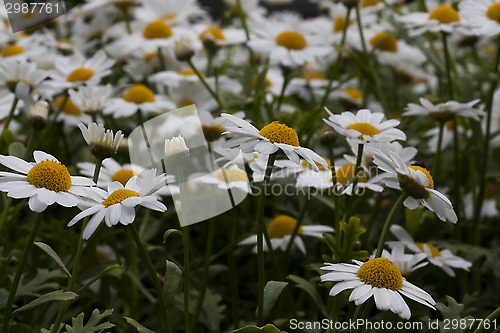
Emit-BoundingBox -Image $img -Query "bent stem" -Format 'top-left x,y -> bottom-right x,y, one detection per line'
256,154 -> 276,326
3,212 -> 44,333
375,192 -> 408,258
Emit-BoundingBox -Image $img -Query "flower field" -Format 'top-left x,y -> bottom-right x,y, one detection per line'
0,0 -> 499,332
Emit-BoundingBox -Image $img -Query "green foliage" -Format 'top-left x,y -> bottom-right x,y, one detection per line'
63,309 -> 114,333
436,296 -> 473,333
288,275 -> 327,317
321,216 -> 369,263
262,281 -> 288,320
233,324 -> 287,333
163,260 -> 182,308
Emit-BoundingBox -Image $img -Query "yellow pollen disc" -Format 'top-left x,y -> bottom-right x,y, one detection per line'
343,88 -> 363,100
199,26 -> 226,41
259,121 -> 300,146
304,72 -> 326,80
487,3 -> 500,23
267,215 -> 302,239
111,169 -> 135,186
336,164 -> 367,184
143,20 -> 173,39
67,67 -> 94,82
369,32 -> 398,52
58,39 -> 72,45
1,44 -> 25,57
416,242 -> 441,257
123,84 -> 155,104
428,5 -> 460,24
216,169 -> 248,182
27,160 -> 72,192
275,31 -> 307,50
357,258 -> 403,290
301,158 -> 331,172
102,189 -> 140,207
252,75 -> 273,89
54,96 -> 81,116
361,0 -> 380,8
143,52 -> 157,63
347,122 -> 380,138
180,69 -> 196,76
178,99 -> 194,107
333,17 -> 347,33
409,165 -> 434,189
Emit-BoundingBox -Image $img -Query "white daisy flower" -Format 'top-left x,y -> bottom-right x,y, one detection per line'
239,214 -> 333,254
221,113 -> 327,172
330,87 -> 364,109
193,23 -> 247,47
67,169 -> 168,240
68,84 -> 113,115
135,0 -> 206,26
404,98 -> 484,121
390,225 -> 472,277
196,165 -> 250,193
371,149 -> 458,223
78,158 -> 144,188
296,159 -> 333,191
0,151 -> 94,212
54,95 -> 93,127
424,121 -> 468,153
378,244 -> 428,276
78,122 -> 124,159
334,162 -> 385,195
0,58 -> 48,95
324,108 -> 406,144
459,0 -> 500,37
398,4 -> 464,36
320,257 -> 436,319
0,91 -> 23,120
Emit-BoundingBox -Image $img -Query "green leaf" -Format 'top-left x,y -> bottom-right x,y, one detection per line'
35,242 -> 71,278
436,296 -> 473,333
262,281 -> 288,320
233,324 -> 287,333
65,308 -> 114,333
288,275 -> 327,317
404,207 -> 424,237
8,142 -> 26,158
124,317 -> 155,333
163,229 -> 182,244
77,264 -> 122,295
163,260 -> 182,308
322,216 -> 368,263
2,129 -> 14,146
12,290 -> 78,315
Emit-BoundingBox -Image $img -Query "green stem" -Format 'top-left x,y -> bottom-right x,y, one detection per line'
375,193 -> 408,258
187,59 -> 228,112
328,148 -> 340,231
473,306 -> 500,333
276,67 -> 291,113
2,212 -> 44,333
0,196 -> 13,232
344,144 -> 364,221
256,154 -> 276,326
452,120 -> 461,218
182,225 -> 191,333
432,122 -> 445,178
284,194 -> 310,269
228,207 -> 240,328
235,0 -> 256,62
441,32 -> 454,100
158,47 -> 165,71
3,97 -> 19,133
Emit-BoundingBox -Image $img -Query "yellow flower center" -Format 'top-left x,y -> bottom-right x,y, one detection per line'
123,84 -> 155,104
336,164 -> 367,184
1,44 -> 25,57
275,31 -> 307,50
199,26 -> 226,41
27,160 -> 72,192
357,258 -> 403,290
487,2 -> 500,23
369,32 -> 398,52
361,0 -> 380,8
252,75 -> 273,90
304,72 -> 327,80
178,99 -> 194,107
301,158 -> 331,172
180,69 -> 196,76
333,17 -> 347,33
67,67 -> 94,82
143,52 -> 157,63
416,242 -> 441,257
343,88 -> 363,100
409,165 -> 434,189
259,121 -> 300,146
111,169 -> 135,186
216,169 -> 248,182
428,5 -> 460,24
54,96 -> 81,116
143,20 -> 173,39
267,215 -> 303,239
347,123 -> 380,138
102,189 -> 140,207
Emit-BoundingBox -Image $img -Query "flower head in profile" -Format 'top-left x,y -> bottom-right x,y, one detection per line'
0,151 -> 94,212
68,169 -> 167,239
371,149 -> 458,223
321,258 -> 436,319
239,214 -> 333,254
459,0 -> 500,37
377,244 -> 428,276
221,113 -> 327,172
398,4 -> 463,36
78,122 -> 124,159
324,108 -> 406,144
404,98 -> 483,122
165,135 -> 189,159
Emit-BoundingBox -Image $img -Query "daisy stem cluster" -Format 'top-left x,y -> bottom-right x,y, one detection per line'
375,192 -> 408,258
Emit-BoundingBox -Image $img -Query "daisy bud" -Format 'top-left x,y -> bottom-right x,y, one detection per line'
319,130 -> 338,147
201,35 -> 219,54
78,122 -> 124,160
174,37 -> 195,62
28,100 -> 49,129
165,135 -> 189,161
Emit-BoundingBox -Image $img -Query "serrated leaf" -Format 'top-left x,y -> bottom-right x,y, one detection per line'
12,290 -> 78,315
124,317 -> 155,333
322,216 -> 368,263
436,296 -> 473,333
233,324 -> 287,333
288,275 -> 327,317
35,242 -> 71,278
65,309 -> 114,333
163,260 -> 182,308
262,281 -> 288,320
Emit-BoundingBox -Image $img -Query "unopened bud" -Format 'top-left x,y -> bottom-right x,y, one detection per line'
174,36 -> 195,62
319,130 -> 338,147
165,135 -> 189,161
28,100 -> 49,129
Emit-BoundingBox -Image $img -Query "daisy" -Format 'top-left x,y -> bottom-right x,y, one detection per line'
378,244 -> 428,276
424,121 -> 468,153
54,95 -> 93,127
0,91 -> 23,120
398,4 -> 464,36
463,187 -> 498,220
193,23 -> 247,47
295,159 -> 333,191
103,84 -> 175,118
320,257 -> 436,319
196,165 -> 250,193
334,162 -> 385,195
390,225 -> 472,277
221,113 -> 327,172
0,58 -> 48,95
67,169 -> 168,240
324,108 -> 406,144
330,87 -> 364,109
404,98 -> 484,122
239,214 -> 333,254
135,0 -> 205,26
0,151 -> 94,212
459,0 -> 500,37
371,149 -> 458,223
78,158 -> 144,188
78,122 -> 124,159
68,84 -> 113,115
